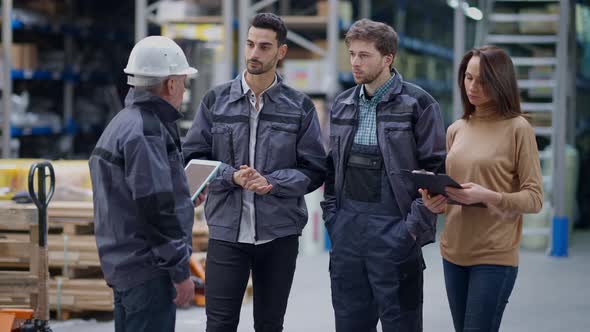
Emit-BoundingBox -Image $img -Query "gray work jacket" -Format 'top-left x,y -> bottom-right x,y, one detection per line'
321,70 -> 446,246
183,75 -> 327,243
89,88 -> 194,289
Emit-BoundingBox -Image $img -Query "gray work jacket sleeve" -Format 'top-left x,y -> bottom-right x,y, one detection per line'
264,104 -> 327,198
124,135 -> 191,284
183,101 -> 239,192
404,102 -> 446,246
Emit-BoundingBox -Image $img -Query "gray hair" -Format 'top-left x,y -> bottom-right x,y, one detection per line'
132,81 -> 165,98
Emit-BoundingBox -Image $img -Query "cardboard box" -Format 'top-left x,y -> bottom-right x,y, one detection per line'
285,47 -> 315,60
527,66 -> 554,98
156,0 -> 201,23
491,8 -> 519,35
317,0 -> 352,27
527,48 -> 555,98
0,44 -> 38,70
312,39 -> 350,73
26,0 -> 62,17
317,1 -> 328,16
0,159 -> 42,200
21,44 -> 38,70
283,60 -> 327,93
0,44 -> 21,70
519,5 -> 559,34
0,159 -> 92,202
286,39 -> 350,73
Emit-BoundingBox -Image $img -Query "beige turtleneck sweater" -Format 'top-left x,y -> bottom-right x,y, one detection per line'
440,106 -> 543,267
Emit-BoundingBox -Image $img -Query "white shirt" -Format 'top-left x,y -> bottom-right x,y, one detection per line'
237,71 -> 277,245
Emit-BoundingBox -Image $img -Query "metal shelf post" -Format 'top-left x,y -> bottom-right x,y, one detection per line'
453,0 -> 466,121
2,0 -> 13,158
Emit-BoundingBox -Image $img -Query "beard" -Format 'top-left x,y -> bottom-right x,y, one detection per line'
246,57 -> 277,75
353,68 -> 382,85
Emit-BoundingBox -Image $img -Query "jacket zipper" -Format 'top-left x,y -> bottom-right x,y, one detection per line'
233,126 -> 243,243
377,103 -> 396,188
253,98 -> 263,242
340,99 -> 360,206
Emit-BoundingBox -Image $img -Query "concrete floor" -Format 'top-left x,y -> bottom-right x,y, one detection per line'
51,229 -> 590,332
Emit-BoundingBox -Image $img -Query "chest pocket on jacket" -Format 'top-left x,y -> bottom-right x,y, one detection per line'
211,126 -> 235,167
384,122 -> 417,171
264,124 -> 298,172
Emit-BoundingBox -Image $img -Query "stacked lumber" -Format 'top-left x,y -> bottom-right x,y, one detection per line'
0,201 -> 108,319
192,220 -> 209,251
1,199 -> 252,318
0,234 -> 99,269
0,278 -> 113,316
0,203 -> 45,316
49,278 -> 114,315
43,202 -> 109,319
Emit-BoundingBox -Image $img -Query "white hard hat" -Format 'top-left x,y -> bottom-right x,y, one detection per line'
124,35 -> 198,86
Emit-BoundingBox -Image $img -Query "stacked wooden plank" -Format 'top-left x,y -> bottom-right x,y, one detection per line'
44,202 -> 111,318
1,234 -> 99,270
0,203 -> 45,316
48,278 -> 113,319
1,199 -> 253,318
0,201 -> 110,319
192,221 -> 209,252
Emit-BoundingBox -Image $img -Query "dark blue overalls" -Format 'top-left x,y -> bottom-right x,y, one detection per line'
327,143 -> 425,332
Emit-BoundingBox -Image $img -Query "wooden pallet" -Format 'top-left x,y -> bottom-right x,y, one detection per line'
49,278 -> 113,317
1,234 -> 100,270
2,277 -> 113,320
0,201 -> 107,320
0,202 -> 49,321
1,201 -> 218,320
192,220 -> 209,252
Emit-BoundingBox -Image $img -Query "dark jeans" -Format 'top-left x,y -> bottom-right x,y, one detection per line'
113,275 -> 176,332
205,235 -> 299,332
443,259 -> 518,332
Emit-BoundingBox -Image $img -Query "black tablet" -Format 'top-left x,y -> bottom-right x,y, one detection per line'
401,169 -> 462,196
401,169 -> 486,208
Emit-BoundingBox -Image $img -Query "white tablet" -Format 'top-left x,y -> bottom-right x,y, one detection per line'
184,159 -> 221,201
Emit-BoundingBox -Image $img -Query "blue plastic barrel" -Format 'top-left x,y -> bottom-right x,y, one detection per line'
550,216 -> 569,257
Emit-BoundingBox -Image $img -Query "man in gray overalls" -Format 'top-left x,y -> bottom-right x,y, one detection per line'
321,19 -> 446,332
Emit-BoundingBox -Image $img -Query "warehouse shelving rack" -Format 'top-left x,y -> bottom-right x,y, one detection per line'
134,0 -> 458,98
1,0 -> 128,158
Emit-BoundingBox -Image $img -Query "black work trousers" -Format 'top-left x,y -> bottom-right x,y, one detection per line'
205,235 -> 299,332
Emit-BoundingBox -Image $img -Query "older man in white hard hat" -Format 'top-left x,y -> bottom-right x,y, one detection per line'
89,36 -> 202,332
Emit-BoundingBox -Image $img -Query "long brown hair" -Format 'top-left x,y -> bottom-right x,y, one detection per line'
458,46 -> 522,120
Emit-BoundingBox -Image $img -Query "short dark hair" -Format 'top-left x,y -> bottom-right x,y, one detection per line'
458,45 -> 522,120
345,19 -> 398,58
251,13 -> 287,45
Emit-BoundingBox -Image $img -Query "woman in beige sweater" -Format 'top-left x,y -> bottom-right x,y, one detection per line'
421,46 -> 543,332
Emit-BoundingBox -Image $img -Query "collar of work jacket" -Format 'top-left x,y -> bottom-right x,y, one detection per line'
339,68 -> 404,106
124,87 -> 184,123
228,72 -> 285,104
